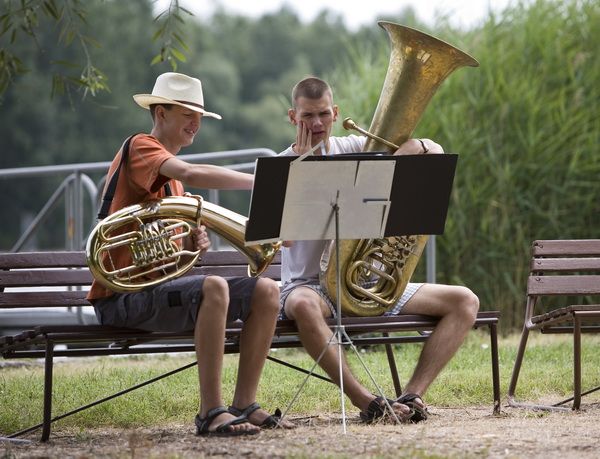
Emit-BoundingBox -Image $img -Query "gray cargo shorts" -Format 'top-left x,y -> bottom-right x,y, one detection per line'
92,275 -> 257,332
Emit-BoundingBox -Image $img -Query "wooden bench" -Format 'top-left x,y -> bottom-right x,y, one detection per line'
0,250 -> 501,441
508,239 -> 600,411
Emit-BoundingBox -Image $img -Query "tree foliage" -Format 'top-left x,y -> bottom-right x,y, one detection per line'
0,0 -> 192,97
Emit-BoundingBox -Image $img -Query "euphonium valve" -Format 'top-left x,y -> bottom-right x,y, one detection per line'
319,22 -> 478,316
86,195 -> 281,292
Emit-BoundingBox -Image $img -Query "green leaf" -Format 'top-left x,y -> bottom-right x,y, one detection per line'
150,54 -> 163,66
171,47 -> 186,62
43,1 -> 60,19
179,6 -> 194,16
172,32 -> 189,50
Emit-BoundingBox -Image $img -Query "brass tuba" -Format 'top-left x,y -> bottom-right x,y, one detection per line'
319,22 -> 478,316
86,195 -> 280,292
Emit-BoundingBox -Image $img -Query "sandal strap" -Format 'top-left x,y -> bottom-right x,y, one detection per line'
228,401 -> 261,418
397,393 -> 422,404
360,396 -> 389,422
229,402 -> 282,428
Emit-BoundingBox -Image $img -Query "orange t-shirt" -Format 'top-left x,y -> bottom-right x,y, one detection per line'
87,134 -> 185,301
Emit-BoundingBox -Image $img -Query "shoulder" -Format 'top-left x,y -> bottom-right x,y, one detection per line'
129,134 -> 172,160
279,145 -> 297,156
130,133 -> 162,150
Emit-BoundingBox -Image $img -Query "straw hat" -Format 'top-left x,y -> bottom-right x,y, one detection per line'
133,72 -> 221,119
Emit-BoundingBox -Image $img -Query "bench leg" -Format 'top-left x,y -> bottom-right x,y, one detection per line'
507,325 -> 530,406
383,333 -> 402,397
573,314 -> 582,410
41,341 -> 54,442
489,323 -> 501,414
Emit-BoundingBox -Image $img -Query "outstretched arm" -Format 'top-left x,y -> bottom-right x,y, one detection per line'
160,156 -> 254,190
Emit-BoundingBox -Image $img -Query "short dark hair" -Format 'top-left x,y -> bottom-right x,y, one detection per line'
291,77 -> 333,108
149,103 -> 173,121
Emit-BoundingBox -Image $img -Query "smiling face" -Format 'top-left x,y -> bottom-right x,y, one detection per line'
152,104 -> 202,153
289,93 -> 338,150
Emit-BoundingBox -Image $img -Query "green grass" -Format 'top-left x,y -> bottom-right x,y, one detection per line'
2,331 -> 600,435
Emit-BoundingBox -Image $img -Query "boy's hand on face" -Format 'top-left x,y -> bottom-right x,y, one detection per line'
293,121 -> 313,154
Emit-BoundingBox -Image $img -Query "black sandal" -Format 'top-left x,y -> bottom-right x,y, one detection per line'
228,402 -> 283,429
396,393 -> 429,423
359,396 -> 412,424
195,406 -> 259,437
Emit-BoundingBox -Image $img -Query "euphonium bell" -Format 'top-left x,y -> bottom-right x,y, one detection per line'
86,195 -> 281,292
319,22 -> 478,316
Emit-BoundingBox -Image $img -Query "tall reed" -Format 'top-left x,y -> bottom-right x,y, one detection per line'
332,0 -> 600,329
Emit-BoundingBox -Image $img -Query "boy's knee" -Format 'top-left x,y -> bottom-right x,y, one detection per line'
202,276 -> 229,304
286,292 -> 324,322
458,287 -> 479,322
251,278 -> 280,314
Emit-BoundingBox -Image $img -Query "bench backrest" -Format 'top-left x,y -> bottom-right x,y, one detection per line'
0,250 -> 282,310
527,239 -> 600,297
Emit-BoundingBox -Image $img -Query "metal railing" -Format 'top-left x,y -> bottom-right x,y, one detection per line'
0,148 -> 277,252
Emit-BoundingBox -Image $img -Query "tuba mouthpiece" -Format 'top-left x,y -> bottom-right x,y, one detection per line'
343,117 -> 358,131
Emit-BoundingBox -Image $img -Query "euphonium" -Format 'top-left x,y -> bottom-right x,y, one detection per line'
319,22 -> 478,316
86,195 -> 280,292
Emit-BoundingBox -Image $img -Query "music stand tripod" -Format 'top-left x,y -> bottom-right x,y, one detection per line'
280,192 -> 403,433
245,153 -> 457,433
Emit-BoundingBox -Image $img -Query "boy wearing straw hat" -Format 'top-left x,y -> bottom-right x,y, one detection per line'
87,72 -> 293,436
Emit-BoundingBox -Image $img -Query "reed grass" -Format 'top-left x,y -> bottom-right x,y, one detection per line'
1,332 -> 600,435
331,0 -> 600,329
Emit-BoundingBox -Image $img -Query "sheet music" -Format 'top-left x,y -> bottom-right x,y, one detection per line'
280,159 -> 396,240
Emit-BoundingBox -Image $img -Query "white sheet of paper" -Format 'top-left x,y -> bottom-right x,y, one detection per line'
280,159 -> 396,240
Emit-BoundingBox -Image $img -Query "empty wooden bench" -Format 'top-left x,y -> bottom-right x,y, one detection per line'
0,250 -> 501,441
508,239 -> 600,411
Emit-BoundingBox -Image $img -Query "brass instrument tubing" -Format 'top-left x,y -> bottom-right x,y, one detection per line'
342,117 -> 400,150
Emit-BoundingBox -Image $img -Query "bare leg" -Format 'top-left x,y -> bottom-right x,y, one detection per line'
195,276 -> 258,434
285,287 -> 410,418
400,284 -> 479,400
231,278 -> 295,427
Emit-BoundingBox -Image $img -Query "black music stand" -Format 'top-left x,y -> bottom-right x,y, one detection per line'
246,153 -> 457,432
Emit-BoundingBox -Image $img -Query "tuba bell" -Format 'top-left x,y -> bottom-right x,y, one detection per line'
319,22 -> 478,316
86,195 -> 280,292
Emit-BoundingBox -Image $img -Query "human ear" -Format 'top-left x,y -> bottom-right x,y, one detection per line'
288,108 -> 298,125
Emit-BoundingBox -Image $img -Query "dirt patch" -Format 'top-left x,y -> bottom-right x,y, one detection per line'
2,404 -> 600,458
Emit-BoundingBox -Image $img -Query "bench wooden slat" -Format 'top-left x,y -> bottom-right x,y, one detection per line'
530,257 -> 600,272
0,269 -> 93,288
0,250 -> 280,269
527,275 -> 600,296
531,305 -> 600,324
0,251 -> 87,269
532,239 -> 600,257
0,291 -> 89,308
